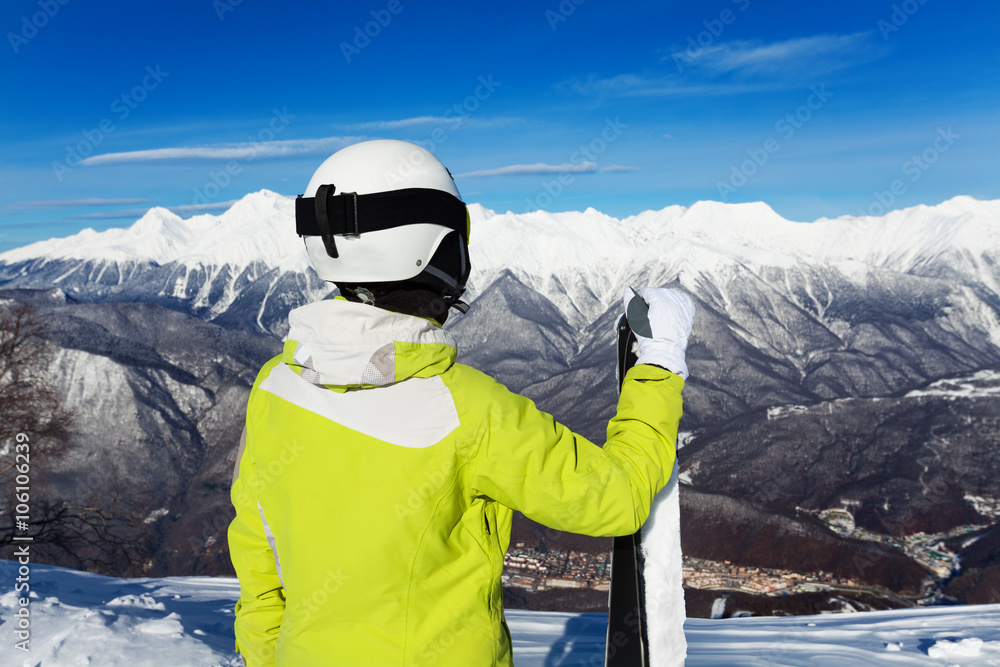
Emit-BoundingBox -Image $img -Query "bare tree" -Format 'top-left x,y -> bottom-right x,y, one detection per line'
1,299 -> 154,575
0,300 -> 73,472
1,478 -> 157,576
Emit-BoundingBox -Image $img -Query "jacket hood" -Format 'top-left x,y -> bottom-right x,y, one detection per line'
282,299 -> 457,388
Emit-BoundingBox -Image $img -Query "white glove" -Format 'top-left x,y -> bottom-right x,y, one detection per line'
622,286 -> 696,379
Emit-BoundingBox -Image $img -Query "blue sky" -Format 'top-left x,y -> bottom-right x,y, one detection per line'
1,0 -> 998,251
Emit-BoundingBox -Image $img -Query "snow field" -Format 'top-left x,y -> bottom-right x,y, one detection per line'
3,562 -> 1000,666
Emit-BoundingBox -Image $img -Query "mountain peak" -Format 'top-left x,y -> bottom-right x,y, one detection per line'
685,199 -> 790,223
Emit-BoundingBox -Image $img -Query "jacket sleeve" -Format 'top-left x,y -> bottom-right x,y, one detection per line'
468,364 -> 683,537
228,425 -> 285,666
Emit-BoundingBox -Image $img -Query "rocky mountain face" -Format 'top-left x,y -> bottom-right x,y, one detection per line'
2,192 -> 998,607
0,287 -> 279,576
682,372 -> 1000,537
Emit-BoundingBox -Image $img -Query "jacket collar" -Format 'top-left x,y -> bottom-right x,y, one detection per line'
282,299 -> 456,387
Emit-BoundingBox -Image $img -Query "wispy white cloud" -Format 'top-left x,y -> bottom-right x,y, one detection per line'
9,198 -> 158,209
169,200 -> 244,214
567,32 -> 884,98
68,209 -> 159,220
599,165 -> 641,173
455,161 -> 599,178
686,32 -> 883,77
81,136 -> 364,166
561,73 -> 650,96
346,116 -> 524,131
562,74 -> 783,97
351,116 -> 446,130
0,219 -> 79,228
69,199 -> 241,220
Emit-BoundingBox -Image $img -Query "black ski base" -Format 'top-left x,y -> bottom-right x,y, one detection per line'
605,315 -> 650,666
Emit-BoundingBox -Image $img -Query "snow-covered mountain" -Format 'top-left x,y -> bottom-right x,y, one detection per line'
0,190 -> 1000,330
3,192 -> 999,608
0,192 -> 328,333
3,190 -> 999,335
3,190 -> 1000,433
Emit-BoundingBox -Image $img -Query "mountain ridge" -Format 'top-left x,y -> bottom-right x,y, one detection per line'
3,190 -> 998,270
3,193 -> 999,608
2,191 -> 998,343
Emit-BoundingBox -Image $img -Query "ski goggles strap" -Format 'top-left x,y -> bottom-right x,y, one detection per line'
295,187 -> 468,240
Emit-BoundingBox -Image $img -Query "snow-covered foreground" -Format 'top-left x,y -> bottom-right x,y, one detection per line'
2,562 -> 1000,666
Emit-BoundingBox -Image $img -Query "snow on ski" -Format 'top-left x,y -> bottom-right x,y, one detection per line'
641,459 -> 686,665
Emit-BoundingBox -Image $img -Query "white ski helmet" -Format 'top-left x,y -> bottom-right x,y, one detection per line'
296,139 -> 470,305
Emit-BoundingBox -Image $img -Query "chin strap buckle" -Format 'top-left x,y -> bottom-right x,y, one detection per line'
342,192 -> 360,239
443,294 -> 469,314
354,286 -> 376,306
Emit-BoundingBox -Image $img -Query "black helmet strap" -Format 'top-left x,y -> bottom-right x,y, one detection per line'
312,183 -> 342,258
296,187 -> 468,258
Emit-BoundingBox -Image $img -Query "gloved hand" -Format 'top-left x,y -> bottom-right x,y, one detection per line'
622,286 -> 696,379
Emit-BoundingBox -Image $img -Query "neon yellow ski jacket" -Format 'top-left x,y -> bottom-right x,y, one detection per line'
228,298 -> 684,666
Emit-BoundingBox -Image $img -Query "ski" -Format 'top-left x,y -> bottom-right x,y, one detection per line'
605,311 -> 650,666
